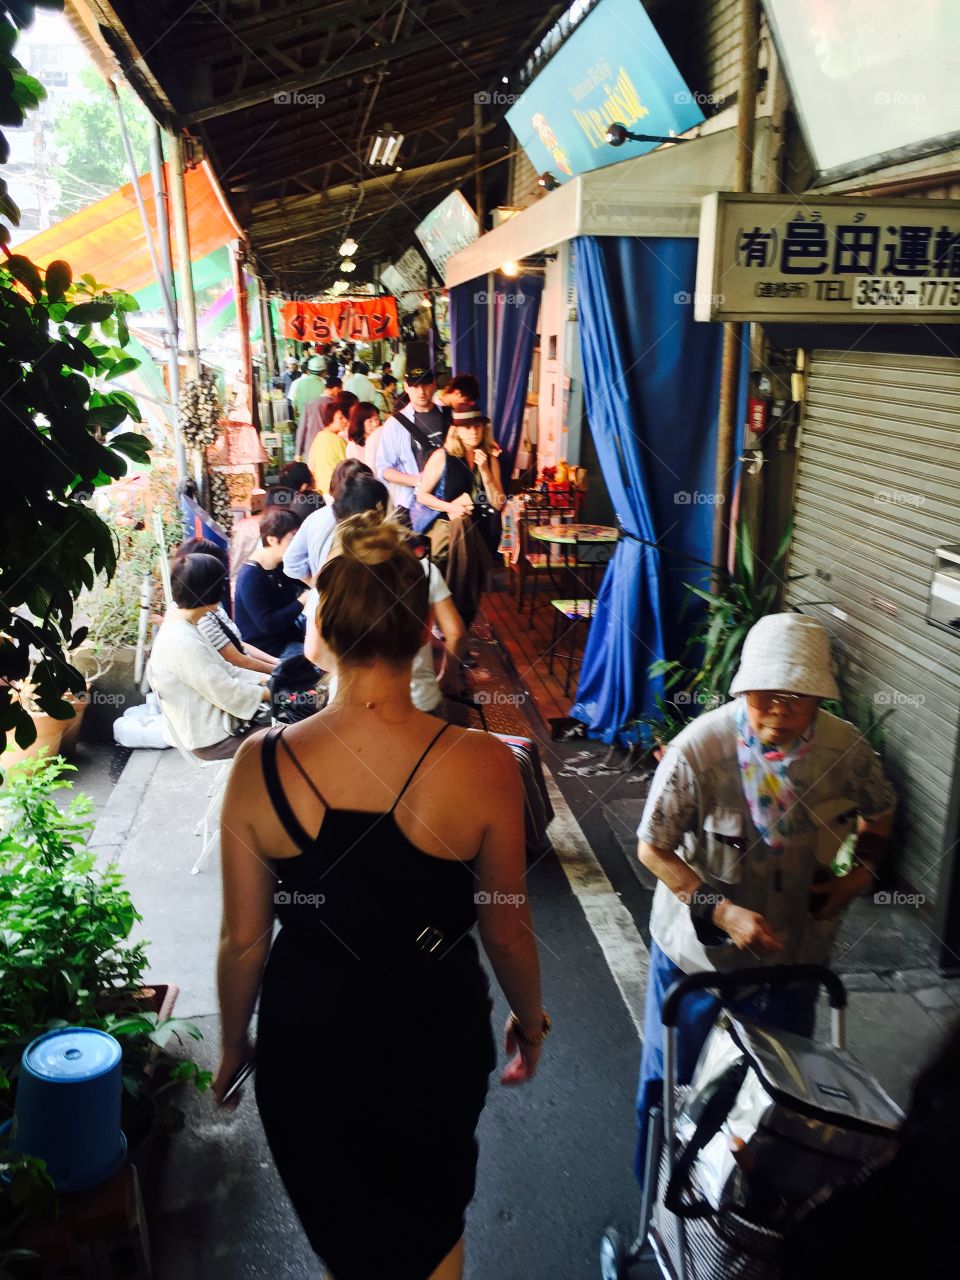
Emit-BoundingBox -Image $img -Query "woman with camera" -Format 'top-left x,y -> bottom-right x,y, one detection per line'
413,407 -> 505,632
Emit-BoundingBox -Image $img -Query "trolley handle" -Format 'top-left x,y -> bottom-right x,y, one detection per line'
661,963 -> 846,1028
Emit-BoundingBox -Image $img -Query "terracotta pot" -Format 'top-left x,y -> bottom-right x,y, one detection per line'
4,711 -> 68,768
59,691 -> 90,757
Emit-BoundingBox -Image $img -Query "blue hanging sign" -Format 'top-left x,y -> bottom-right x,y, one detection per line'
505,0 -> 704,183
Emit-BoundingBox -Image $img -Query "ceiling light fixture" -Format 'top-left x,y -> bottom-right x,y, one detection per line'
367,130 -> 404,167
339,237 -> 358,256
341,258 -> 357,273
501,260 -> 519,277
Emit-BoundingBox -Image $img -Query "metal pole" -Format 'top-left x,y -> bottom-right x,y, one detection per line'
485,270 -> 495,418
231,241 -> 257,428
260,287 -> 278,381
113,86 -> 186,481
169,128 -> 200,383
148,124 -> 187,482
474,100 -> 485,232
711,0 -> 760,579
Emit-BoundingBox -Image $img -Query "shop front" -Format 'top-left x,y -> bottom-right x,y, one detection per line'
696,191 -> 960,968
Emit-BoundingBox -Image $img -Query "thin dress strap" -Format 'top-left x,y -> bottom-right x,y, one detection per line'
261,726 -> 315,853
390,723 -> 452,814
278,731 -> 331,809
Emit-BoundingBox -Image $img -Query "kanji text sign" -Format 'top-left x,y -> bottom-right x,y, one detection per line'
695,193 -> 960,323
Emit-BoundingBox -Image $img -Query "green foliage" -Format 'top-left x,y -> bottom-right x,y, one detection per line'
0,755 -> 147,1071
51,69 -> 150,219
0,755 -> 209,1134
0,10 -> 152,768
632,523 -> 797,747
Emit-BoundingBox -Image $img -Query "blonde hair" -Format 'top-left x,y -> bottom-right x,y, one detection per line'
315,512 -> 428,665
445,417 -> 496,459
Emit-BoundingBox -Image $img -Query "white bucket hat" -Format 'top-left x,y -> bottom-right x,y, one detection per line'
729,613 -> 840,700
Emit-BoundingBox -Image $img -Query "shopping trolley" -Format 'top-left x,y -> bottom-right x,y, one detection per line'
600,964 -> 902,1280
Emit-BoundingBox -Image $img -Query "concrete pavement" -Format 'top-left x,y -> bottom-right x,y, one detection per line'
82,736 -> 960,1278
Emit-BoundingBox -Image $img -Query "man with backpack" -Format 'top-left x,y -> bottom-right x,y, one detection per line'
374,362 -> 450,527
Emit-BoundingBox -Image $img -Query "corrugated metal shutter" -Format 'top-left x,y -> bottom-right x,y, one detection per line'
784,350 -> 960,903
655,0 -> 741,109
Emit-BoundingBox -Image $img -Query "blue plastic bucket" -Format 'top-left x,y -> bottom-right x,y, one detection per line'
8,1027 -> 126,1193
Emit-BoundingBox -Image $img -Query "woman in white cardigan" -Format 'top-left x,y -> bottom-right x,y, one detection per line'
149,554 -> 271,760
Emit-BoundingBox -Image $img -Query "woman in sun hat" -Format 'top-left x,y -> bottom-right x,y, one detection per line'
631,611 -> 896,1185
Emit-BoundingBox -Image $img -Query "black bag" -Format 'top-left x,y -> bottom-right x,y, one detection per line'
268,654 -> 325,724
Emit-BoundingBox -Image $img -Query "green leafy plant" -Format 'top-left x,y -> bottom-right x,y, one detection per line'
0,755 -> 209,1137
627,523 -> 801,749
0,2 -> 152,769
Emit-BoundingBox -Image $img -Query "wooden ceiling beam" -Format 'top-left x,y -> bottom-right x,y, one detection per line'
180,4 -> 546,123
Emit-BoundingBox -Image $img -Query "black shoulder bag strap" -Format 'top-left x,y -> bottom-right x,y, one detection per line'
663,1057 -> 749,1218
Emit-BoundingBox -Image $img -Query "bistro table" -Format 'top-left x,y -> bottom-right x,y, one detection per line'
528,522 -> 619,546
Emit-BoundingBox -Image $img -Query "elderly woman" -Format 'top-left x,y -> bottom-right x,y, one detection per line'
633,612 -> 896,1184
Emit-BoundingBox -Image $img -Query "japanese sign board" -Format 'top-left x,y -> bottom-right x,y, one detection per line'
280,296 -> 400,342
504,0 -> 703,185
695,193 -> 960,324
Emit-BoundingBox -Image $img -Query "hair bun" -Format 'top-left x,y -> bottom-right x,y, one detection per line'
337,511 -> 406,566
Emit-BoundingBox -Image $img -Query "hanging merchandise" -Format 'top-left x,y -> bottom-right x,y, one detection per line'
208,470 -> 233,531
178,371 -> 221,448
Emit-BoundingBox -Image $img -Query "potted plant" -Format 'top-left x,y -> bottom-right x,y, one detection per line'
0,4 -> 152,775
69,468 -> 181,744
625,523 -> 804,756
0,754 -> 210,1242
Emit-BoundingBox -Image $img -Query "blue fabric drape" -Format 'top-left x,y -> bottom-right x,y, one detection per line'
570,236 -> 726,743
492,275 -> 543,479
448,280 -> 490,413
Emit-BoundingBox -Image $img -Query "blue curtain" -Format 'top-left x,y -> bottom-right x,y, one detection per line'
492,274 -> 543,478
570,236 -> 726,743
448,280 -> 490,413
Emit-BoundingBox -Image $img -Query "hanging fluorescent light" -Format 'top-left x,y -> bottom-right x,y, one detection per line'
367,131 -> 404,167
339,237 -> 358,256
340,258 -> 357,273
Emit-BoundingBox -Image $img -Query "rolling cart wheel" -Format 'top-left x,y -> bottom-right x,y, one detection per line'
599,1227 -> 630,1280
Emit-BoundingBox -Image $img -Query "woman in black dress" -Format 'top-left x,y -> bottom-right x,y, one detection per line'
214,514 -> 547,1280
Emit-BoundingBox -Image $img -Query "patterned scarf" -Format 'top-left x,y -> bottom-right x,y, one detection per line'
735,696 -> 816,850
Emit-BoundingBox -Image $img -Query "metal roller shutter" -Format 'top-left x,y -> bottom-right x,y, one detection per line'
784,349 -> 960,905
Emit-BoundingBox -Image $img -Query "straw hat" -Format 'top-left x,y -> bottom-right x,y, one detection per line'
729,613 -> 840,700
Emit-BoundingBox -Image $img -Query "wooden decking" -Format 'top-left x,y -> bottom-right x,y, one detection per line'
479,575 -> 582,729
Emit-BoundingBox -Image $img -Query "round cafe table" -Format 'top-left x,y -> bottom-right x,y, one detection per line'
528,522 -> 619,545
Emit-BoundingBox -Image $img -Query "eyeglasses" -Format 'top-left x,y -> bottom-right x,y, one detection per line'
747,691 -> 814,710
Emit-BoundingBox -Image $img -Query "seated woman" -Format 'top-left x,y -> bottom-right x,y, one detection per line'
149,553 -> 270,760
234,508 -> 308,660
305,482 -> 467,714
174,538 -> 277,676
269,461 -> 325,521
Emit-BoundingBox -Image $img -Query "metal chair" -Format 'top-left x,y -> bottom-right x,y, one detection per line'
514,503 -> 576,623
547,533 -> 618,695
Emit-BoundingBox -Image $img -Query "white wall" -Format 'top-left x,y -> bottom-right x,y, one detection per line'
536,243 -> 584,471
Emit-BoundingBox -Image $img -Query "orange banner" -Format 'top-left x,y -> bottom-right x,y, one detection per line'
280,297 -> 400,342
